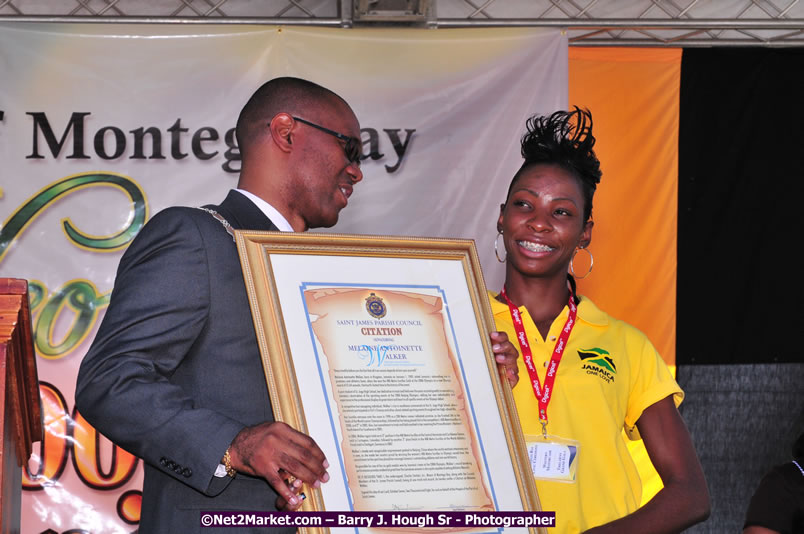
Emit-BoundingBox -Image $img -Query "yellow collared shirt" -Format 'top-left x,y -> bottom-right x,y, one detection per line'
490,291 -> 682,534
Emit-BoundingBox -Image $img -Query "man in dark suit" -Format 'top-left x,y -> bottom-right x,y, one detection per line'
76,77 -> 519,533
76,77 -> 363,532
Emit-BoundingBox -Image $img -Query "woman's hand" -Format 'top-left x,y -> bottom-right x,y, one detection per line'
490,331 -> 520,387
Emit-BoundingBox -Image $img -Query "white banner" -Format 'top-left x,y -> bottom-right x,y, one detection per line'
0,23 -> 566,533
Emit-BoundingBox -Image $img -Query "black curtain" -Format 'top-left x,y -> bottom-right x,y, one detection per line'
678,48 -> 804,365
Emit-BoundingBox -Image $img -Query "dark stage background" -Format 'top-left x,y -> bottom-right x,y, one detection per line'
678,48 -> 804,533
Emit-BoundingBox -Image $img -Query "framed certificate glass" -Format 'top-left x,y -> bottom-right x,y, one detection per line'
236,231 -> 541,533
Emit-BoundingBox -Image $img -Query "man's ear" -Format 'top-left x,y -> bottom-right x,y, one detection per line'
269,113 -> 294,154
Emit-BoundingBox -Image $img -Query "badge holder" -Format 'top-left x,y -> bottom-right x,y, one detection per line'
524,432 -> 579,483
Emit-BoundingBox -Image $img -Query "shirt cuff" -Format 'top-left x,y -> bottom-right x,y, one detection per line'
214,463 -> 228,478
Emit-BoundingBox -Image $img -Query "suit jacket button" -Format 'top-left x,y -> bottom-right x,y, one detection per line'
160,457 -> 168,466
183,468 -> 192,477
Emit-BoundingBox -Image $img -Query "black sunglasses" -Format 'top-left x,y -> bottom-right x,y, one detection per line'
291,116 -> 361,166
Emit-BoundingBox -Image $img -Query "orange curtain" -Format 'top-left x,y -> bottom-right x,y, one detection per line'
569,47 -> 681,503
569,47 -> 680,369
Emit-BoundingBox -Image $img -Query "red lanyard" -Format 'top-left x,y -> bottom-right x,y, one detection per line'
500,286 -> 577,436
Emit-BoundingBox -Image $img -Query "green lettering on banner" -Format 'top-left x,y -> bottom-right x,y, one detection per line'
35,280 -> 110,359
28,279 -> 46,311
0,173 -> 145,358
0,172 -> 147,264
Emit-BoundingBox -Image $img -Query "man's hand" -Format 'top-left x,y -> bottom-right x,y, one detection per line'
491,331 -> 519,387
275,471 -> 305,511
227,421 -> 329,509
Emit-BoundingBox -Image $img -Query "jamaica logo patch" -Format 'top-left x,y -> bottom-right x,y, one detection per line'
578,347 -> 616,383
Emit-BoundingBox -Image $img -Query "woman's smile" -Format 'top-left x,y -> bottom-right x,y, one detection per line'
499,163 -> 592,280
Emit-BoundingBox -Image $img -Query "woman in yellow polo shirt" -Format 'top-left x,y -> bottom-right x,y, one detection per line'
492,107 -> 709,533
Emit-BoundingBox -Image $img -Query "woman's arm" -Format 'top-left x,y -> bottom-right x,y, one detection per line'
584,396 -> 710,534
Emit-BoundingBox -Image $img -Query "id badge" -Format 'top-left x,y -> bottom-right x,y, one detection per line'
524,434 -> 579,483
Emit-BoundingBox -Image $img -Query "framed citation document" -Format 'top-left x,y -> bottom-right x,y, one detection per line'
236,231 -> 542,533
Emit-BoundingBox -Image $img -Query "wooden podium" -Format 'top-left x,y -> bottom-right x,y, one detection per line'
0,279 -> 43,533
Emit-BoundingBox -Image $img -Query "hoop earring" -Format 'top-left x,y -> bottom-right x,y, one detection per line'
569,246 -> 593,279
494,231 -> 507,263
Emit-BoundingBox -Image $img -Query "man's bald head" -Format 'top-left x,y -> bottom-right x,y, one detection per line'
235,77 -> 350,159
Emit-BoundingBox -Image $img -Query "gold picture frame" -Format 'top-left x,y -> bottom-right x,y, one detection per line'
236,231 -> 542,534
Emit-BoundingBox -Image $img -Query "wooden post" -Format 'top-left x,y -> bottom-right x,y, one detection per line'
0,279 -> 43,533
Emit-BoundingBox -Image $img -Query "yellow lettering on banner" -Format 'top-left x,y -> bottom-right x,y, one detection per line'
23,383 -> 69,489
117,490 -> 142,524
22,383 -> 140,496
72,409 -> 139,489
